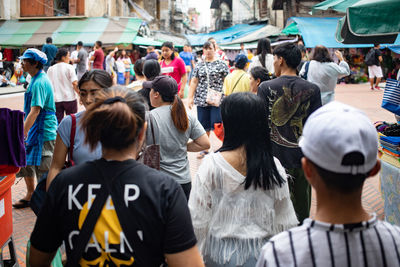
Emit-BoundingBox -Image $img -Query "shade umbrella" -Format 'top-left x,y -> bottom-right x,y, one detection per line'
335,0 -> 400,44
311,0 -> 360,14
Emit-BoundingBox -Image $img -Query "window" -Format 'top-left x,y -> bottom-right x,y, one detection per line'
20,0 -> 84,17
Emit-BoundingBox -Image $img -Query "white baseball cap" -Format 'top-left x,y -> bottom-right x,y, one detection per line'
299,101 -> 378,175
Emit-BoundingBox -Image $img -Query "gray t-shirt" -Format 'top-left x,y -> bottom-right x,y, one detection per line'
58,111 -> 102,165
147,105 -> 206,184
77,48 -> 88,74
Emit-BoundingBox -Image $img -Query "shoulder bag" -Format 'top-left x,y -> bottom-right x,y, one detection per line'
30,114 -> 76,215
205,62 -> 223,107
382,79 -> 400,116
137,114 -> 160,170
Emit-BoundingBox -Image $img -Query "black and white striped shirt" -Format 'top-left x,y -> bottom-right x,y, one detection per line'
256,214 -> 400,267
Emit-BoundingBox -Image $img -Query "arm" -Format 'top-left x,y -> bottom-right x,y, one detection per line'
24,106 -> 41,138
187,133 -> 210,152
178,73 -> 187,98
188,77 -> 199,109
165,246 -> 204,267
46,134 -> 68,190
29,245 -> 57,267
72,80 -> 79,94
379,56 -> 383,63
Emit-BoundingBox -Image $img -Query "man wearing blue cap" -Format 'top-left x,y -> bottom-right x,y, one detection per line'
13,48 -> 58,209
223,54 -> 251,95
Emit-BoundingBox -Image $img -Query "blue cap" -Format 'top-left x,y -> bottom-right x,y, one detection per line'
235,54 -> 250,69
19,48 -> 48,65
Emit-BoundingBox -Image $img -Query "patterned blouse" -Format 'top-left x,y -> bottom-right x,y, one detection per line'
193,60 -> 229,107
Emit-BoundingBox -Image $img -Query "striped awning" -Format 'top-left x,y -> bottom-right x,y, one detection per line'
0,17 -> 143,47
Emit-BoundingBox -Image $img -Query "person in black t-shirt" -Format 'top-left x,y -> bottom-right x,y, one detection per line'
367,44 -> 384,91
29,87 -> 204,267
258,43 -> 321,222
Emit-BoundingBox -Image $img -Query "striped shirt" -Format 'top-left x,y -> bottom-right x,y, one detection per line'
256,214 -> 400,267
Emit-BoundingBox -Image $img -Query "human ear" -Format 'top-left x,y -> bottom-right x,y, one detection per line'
368,160 -> 381,177
302,157 -> 315,185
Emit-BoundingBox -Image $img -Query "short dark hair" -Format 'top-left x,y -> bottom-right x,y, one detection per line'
54,48 -> 68,62
311,45 -> 333,63
134,59 -> 144,77
78,69 -> 113,89
25,58 -> 44,70
250,66 -> 272,83
143,59 -> 161,81
46,37 -> 52,44
310,159 -> 368,193
240,43 -> 244,46
273,43 -> 301,70
77,41 -> 83,46
96,40 -> 102,47
203,41 -> 215,50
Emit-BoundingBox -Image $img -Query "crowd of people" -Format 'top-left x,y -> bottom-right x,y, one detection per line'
9,36 -> 400,267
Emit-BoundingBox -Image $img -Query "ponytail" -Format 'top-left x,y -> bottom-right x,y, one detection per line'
171,95 -> 188,132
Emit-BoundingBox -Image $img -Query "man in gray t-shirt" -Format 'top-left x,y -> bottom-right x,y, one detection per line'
74,41 -> 88,80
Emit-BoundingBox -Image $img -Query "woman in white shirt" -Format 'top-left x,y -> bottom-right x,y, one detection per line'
300,45 -> 350,105
248,38 -> 274,74
189,92 -> 298,267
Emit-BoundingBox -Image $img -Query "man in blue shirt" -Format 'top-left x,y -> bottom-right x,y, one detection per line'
179,44 -> 195,84
42,37 -> 57,72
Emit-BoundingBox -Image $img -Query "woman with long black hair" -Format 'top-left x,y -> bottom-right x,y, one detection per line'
248,38 -> 274,74
189,92 -> 297,266
146,75 -> 210,200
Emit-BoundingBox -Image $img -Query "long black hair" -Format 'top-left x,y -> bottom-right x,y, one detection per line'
161,41 -> 175,60
256,38 -> 272,68
219,92 -> 284,190
143,59 -> 161,81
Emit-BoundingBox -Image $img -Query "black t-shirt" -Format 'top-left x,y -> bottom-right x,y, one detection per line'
374,49 -> 382,66
258,76 -> 322,169
30,158 -> 196,266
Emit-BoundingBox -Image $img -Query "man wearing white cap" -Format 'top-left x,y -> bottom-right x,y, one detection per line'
13,48 -> 57,209
257,101 -> 400,267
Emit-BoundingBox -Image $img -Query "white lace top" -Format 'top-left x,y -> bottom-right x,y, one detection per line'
188,152 -> 298,265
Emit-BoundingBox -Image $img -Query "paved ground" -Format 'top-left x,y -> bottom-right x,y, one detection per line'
0,83 -> 392,265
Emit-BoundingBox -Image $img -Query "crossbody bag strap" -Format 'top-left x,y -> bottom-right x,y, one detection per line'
68,114 -> 76,165
149,113 -> 156,145
231,73 -> 246,93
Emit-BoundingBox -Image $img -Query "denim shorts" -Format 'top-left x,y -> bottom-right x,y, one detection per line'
197,106 -> 222,132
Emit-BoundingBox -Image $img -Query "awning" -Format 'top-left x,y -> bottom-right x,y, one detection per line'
132,36 -> 163,46
185,24 -> 265,46
152,31 -> 188,47
0,17 -> 143,47
388,45 -> 400,54
289,17 -> 372,48
334,0 -> 400,44
221,24 -> 281,45
311,0 -> 360,14
281,22 -> 299,35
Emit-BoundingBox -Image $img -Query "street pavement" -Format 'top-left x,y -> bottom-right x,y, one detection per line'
0,83 -> 391,265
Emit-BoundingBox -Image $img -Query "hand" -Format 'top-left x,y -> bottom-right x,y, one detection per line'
188,97 -> 194,109
178,89 -> 184,99
114,47 -> 118,52
335,50 -> 344,61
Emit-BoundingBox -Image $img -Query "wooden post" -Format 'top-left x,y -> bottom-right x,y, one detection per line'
70,0 -> 77,16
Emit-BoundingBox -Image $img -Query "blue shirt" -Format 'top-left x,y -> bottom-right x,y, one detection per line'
179,51 -> 194,66
42,44 -> 58,66
58,111 -> 102,165
27,71 -> 58,141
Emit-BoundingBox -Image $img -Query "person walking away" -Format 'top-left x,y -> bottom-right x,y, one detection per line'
248,38 -> 274,74
300,45 -> 350,105
12,48 -> 57,209
41,37 -> 57,72
139,59 -> 161,109
365,44 -> 384,91
257,101 -> 400,267
90,40 -> 104,70
179,44 -> 195,84
46,70 -> 113,189
258,43 -> 321,222
189,92 -> 298,266
29,87 -> 205,267
73,41 -> 88,81
239,43 -> 248,56
47,48 -> 79,124
160,42 -> 187,98
127,58 -> 145,91
145,46 -> 159,60
223,54 -> 251,95
188,41 -> 229,159
249,66 -> 273,94
145,76 -> 210,200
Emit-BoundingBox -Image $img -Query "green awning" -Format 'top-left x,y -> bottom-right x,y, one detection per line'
311,0 -> 360,14
0,17 -> 143,47
132,36 -> 163,46
335,0 -> 400,44
281,22 -> 299,35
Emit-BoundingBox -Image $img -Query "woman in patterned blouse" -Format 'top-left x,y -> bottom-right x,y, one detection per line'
188,41 -> 229,159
